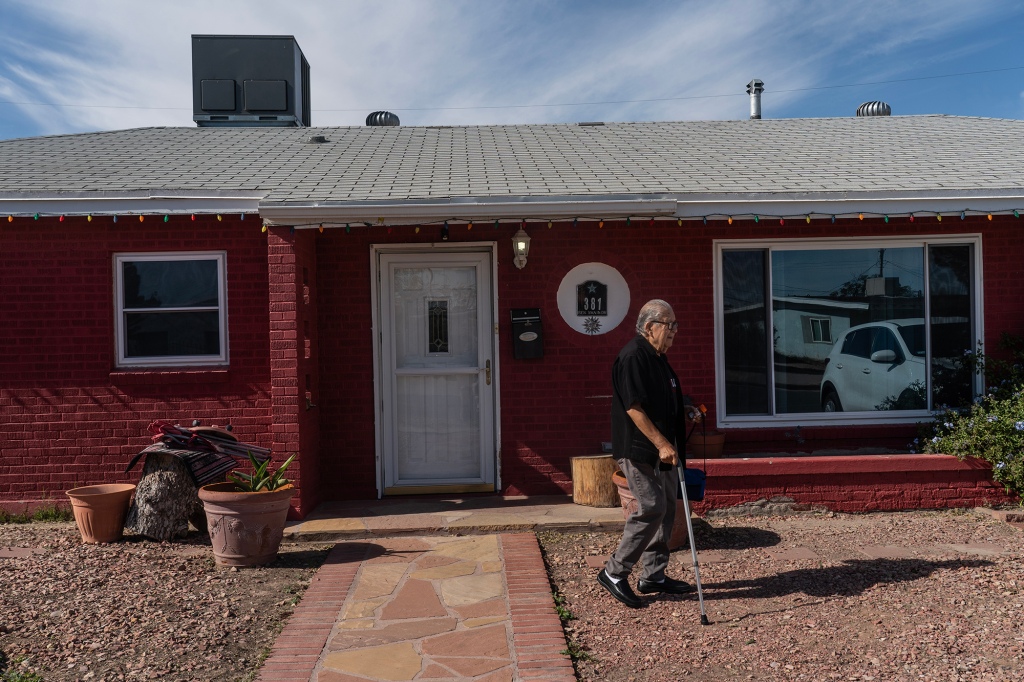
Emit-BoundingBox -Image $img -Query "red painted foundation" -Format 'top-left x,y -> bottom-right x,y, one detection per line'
689,454 -> 1015,513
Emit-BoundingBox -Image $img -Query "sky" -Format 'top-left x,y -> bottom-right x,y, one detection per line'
1,0 -> 1023,140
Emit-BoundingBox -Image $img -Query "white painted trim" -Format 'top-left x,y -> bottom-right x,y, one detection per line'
674,196 -> 1024,219
261,199 -> 679,225
0,194 -> 262,216
712,233 -> 983,429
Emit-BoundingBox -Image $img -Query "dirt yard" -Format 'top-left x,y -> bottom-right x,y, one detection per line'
0,521 -> 331,681
539,509 -> 1023,682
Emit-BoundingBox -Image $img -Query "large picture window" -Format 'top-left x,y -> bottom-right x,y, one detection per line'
114,252 -> 227,367
717,237 -> 979,425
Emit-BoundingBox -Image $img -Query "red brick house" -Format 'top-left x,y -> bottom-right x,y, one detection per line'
2,112 -> 1022,517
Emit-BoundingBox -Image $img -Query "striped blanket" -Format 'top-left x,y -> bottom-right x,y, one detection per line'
125,443 -> 248,487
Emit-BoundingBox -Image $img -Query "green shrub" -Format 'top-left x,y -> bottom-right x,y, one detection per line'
922,333 -> 1024,501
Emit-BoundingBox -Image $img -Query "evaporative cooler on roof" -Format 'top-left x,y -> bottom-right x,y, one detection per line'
191,34 -> 310,127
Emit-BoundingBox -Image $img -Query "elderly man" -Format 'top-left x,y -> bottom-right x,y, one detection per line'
598,299 -> 694,608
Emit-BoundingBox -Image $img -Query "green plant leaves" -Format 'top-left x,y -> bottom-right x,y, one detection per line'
230,451 -> 296,492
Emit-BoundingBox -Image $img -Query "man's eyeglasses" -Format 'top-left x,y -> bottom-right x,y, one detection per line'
653,320 -> 679,331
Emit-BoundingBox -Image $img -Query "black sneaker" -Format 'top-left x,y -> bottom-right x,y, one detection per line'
636,576 -> 693,594
597,569 -> 642,608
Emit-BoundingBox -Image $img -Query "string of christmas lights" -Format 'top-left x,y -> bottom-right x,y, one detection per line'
4,208 -> 1022,231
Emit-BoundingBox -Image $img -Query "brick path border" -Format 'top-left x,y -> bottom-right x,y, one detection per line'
501,533 -> 576,682
256,542 -> 367,681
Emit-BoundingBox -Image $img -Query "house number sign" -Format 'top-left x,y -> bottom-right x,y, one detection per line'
577,281 -> 607,316
557,263 -> 630,336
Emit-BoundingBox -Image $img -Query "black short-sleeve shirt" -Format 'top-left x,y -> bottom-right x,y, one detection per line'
611,335 -> 680,468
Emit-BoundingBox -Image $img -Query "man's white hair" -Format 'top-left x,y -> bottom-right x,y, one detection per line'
635,299 -> 673,335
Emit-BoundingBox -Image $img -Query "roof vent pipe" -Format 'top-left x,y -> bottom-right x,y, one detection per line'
366,111 -> 400,126
746,79 -> 764,120
856,101 -> 891,117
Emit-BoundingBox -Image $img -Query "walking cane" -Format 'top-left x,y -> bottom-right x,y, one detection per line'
677,406 -> 710,626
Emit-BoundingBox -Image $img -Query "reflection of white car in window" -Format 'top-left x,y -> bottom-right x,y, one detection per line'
819,319 -> 927,412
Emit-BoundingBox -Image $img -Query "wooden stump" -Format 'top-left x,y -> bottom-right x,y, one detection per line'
125,450 -> 207,541
571,454 -> 620,507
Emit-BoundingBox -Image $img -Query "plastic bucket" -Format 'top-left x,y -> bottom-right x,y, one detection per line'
683,467 -> 706,501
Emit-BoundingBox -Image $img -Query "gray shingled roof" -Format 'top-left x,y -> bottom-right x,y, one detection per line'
1,116 -> 1022,205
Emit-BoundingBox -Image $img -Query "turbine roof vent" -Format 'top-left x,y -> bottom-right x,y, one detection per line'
857,101 -> 892,117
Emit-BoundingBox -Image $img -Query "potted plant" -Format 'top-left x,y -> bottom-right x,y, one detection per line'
198,452 -> 296,567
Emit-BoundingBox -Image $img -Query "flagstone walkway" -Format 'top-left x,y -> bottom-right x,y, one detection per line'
256,532 -> 574,682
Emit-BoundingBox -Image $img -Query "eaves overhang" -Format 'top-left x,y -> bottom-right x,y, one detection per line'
0,190 -> 264,217
258,196 -> 681,227
259,189 -> 1024,228
671,188 -> 1024,220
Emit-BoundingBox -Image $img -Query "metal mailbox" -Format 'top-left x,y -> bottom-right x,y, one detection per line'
510,308 -> 543,359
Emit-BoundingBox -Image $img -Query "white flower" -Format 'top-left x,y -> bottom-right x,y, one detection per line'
944,422 -> 954,429
932,437 -> 940,443
996,462 -> 1006,469
987,415 -> 999,422
1015,421 -> 1024,431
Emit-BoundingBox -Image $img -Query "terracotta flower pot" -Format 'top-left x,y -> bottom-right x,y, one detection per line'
66,484 -> 136,544
198,483 -> 294,567
611,470 -> 689,550
687,431 -> 726,458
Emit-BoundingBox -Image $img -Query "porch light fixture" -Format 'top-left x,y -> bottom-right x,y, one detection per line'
512,227 -> 531,269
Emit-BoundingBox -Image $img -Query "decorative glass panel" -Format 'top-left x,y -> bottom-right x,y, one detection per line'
428,300 -> 450,354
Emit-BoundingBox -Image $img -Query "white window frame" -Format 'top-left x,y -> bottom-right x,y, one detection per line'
714,234 -> 983,428
114,251 -> 228,368
808,317 -> 832,344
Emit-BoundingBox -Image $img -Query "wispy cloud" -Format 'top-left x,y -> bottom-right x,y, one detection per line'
0,0 -> 1019,138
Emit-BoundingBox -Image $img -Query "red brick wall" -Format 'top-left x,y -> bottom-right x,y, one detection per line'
3,213 -> 1021,512
0,215 -> 272,507
311,215 -> 1024,500
266,228 -> 321,517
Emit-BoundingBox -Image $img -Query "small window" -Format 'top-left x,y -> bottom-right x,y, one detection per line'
809,318 -> 832,343
114,253 -> 227,367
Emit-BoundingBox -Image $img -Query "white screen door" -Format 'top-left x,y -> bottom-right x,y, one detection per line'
378,251 -> 496,493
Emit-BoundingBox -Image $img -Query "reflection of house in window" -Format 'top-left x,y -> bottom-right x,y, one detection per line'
809,317 -> 832,343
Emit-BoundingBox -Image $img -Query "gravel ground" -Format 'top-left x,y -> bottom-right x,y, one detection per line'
0,522 -> 331,682
539,509 -> 1023,682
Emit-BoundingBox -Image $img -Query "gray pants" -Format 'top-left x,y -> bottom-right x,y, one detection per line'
605,458 -> 678,582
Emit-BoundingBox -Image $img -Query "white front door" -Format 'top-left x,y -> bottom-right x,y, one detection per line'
377,250 -> 497,494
